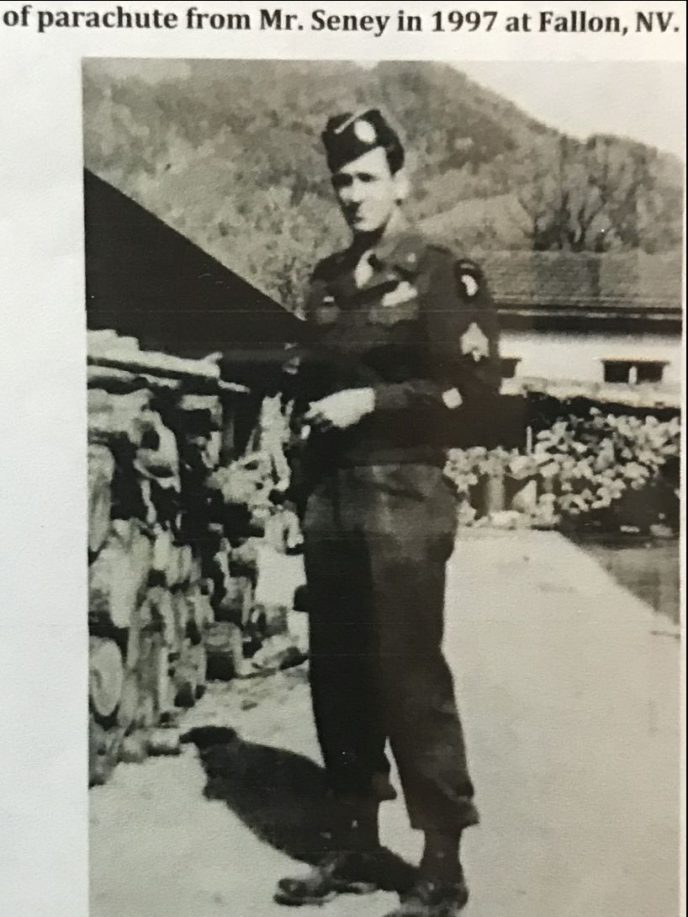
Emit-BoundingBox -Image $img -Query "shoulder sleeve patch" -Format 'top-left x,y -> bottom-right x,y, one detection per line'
454,258 -> 485,299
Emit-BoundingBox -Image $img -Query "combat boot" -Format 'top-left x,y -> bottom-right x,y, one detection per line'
274,798 -> 383,906
274,848 -> 384,906
382,831 -> 469,916
381,875 -> 469,916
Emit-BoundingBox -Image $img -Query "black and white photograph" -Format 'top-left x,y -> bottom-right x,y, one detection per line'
80,54 -> 682,917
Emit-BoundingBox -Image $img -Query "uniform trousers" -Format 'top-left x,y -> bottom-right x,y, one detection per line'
302,463 -> 479,835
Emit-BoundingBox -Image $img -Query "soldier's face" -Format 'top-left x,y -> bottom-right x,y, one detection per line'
331,147 -> 405,234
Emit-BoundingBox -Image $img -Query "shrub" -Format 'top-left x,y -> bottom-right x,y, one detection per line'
445,409 -> 680,533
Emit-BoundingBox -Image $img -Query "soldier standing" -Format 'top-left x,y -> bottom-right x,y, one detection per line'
276,109 -> 501,916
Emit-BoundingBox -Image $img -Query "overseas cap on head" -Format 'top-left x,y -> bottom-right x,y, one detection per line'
321,108 -> 405,174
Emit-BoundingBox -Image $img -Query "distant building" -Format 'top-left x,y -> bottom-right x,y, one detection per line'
479,250 -> 682,392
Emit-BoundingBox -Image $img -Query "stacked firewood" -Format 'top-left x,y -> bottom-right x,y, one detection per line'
87,330 -> 291,785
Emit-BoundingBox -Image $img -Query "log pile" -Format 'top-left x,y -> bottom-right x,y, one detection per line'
87,331 -> 303,786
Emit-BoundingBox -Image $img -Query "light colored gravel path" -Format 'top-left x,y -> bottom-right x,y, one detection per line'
90,530 -> 681,917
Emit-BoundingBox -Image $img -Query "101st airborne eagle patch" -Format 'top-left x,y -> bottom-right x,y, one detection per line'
459,273 -> 479,297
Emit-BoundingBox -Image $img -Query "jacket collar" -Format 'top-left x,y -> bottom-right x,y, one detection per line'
374,227 -> 427,273
347,213 -> 426,273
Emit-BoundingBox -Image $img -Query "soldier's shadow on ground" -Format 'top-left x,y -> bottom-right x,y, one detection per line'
182,725 -> 335,864
182,725 -> 414,889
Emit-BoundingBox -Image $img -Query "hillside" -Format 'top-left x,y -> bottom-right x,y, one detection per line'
83,60 -> 684,310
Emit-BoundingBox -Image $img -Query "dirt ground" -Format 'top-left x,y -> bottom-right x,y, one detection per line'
90,530 -> 681,917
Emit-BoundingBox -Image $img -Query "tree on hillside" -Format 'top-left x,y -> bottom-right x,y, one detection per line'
82,58 -> 683,306
514,135 -> 682,253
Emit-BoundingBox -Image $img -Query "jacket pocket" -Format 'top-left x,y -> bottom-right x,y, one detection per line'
368,281 -> 420,327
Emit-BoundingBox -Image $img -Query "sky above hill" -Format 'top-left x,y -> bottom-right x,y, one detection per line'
453,61 -> 685,160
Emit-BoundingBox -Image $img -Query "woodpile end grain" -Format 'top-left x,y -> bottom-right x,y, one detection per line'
87,331 -> 305,786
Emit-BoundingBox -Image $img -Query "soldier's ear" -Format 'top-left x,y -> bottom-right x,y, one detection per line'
392,167 -> 410,203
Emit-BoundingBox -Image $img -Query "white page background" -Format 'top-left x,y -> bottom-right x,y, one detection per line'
0,2 -> 685,915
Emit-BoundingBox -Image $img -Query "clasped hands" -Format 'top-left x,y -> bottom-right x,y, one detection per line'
304,387 -> 376,432
302,385 -> 463,435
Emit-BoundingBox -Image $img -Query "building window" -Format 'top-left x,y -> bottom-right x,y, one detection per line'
500,357 -> 521,379
602,360 -> 666,384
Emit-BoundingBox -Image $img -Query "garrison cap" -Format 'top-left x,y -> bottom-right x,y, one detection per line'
321,108 -> 405,174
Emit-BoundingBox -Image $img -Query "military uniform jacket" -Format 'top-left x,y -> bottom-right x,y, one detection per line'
291,226 -> 501,480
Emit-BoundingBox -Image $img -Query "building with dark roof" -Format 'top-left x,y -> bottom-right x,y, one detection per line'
451,248 -> 682,398
482,249 -> 681,328
419,195 -> 683,392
